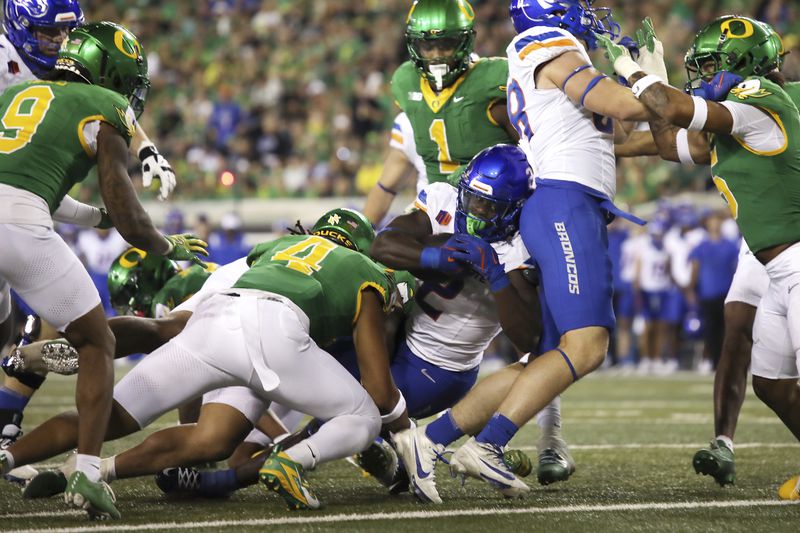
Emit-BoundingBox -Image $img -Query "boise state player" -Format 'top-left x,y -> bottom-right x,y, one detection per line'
364,0 -> 518,225
598,15 -> 800,500
401,1 -> 655,499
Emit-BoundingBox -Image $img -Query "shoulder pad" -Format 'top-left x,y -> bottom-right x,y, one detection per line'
509,26 -> 581,68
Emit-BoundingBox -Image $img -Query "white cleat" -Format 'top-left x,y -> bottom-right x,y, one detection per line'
392,427 -> 445,504
450,437 -> 530,498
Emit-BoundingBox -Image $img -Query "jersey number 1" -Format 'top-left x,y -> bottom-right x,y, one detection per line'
0,86 -> 55,154
429,119 -> 459,174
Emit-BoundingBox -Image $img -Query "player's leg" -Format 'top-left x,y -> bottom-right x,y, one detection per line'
449,186 -> 612,497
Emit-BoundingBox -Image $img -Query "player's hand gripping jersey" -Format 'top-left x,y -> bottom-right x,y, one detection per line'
0,80 -> 136,212
391,58 -> 512,184
710,77 -> 800,253
410,182 -> 530,371
234,235 -> 396,347
507,25 -> 616,198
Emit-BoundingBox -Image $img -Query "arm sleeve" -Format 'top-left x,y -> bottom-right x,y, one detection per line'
52,195 -> 103,227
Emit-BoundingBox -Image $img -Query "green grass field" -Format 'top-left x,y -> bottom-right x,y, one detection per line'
2,370 -> 798,532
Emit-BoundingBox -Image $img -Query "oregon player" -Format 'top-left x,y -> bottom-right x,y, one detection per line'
364,0 -> 517,225
600,15 -> 800,500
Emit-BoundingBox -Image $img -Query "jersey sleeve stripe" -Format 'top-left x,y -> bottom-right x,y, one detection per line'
390,131 -> 404,144
414,200 -> 428,212
353,281 -> 389,324
513,31 -> 564,53
519,38 -> 577,60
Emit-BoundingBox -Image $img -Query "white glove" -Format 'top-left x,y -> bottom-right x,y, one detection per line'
139,144 -> 176,201
636,17 -> 669,83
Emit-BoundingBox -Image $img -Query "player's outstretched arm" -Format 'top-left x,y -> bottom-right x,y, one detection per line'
131,123 -> 176,201
371,210 -> 432,270
108,311 -> 192,357
364,148 -> 416,225
353,288 -> 410,433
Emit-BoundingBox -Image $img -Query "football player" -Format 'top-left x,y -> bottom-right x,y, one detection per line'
364,0 -> 518,225
1,208 -> 411,514
0,22 -> 207,518
401,0 -> 653,500
598,15 -> 800,499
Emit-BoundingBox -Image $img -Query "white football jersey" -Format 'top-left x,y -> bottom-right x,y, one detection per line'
638,238 -> 672,292
409,182 -> 530,371
0,34 -> 36,93
664,227 -> 706,288
506,25 -> 616,198
389,112 -> 428,194
76,229 -> 129,274
620,233 -> 645,284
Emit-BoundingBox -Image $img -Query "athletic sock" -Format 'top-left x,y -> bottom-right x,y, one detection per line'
476,413 -> 519,448
75,454 -> 101,483
100,456 -> 117,483
425,410 -> 464,446
199,468 -> 239,496
0,387 -> 30,412
716,435 -> 734,453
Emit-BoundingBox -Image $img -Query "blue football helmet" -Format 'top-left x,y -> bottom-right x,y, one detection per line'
508,0 -> 619,50
4,0 -> 84,71
455,144 -> 533,243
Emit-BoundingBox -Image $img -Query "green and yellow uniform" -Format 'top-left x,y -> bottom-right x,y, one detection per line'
710,78 -> 800,253
0,80 -> 136,211
151,263 -> 219,318
235,235 -> 395,346
391,58 -> 512,184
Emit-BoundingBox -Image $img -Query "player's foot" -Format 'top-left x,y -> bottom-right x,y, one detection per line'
693,439 -> 735,486
503,449 -> 533,478
536,435 -> 576,485
1,415 -> 39,486
392,426 -> 446,504
155,467 -> 202,496
259,449 -> 320,510
355,437 -> 399,488
778,475 -> 800,500
450,437 -> 530,498
64,471 -> 120,520
23,470 -> 67,498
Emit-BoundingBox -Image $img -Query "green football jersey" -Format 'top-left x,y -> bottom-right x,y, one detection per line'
234,235 -> 395,346
0,80 -> 136,212
391,58 -> 513,183
150,263 -> 219,318
710,77 -> 800,253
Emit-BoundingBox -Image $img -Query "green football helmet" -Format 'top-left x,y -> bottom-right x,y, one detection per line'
55,21 -> 150,117
108,248 -> 179,317
310,208 -> 375,255
684,16 -> 782,94
405,0 -> 476,91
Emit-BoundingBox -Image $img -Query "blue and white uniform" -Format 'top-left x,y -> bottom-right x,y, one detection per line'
506,25 -> 628,347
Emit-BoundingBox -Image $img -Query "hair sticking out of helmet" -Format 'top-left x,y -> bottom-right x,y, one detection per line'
55,21 -> 150,117
310,208 -> 376,255
3,0 -> 84,72
508,0 -> 618,50
684,15 -> 782,95
455,144 -> 532,243
107,248 -> 179,317
405,0 -> 476,91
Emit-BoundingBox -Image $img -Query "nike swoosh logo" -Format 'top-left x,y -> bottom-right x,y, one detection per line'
479,457 -> 515,481
454,96 -> 464,102
415,445 -> 431,479
421,368 -> 437,384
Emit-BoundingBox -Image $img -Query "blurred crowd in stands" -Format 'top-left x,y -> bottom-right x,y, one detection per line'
62,0 -> 798,204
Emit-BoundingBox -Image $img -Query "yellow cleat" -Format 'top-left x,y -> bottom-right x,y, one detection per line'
259,449 -> 321,510
778,475 -> 800,500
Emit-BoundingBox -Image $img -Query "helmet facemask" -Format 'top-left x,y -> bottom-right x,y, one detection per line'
406,29 -> 475,91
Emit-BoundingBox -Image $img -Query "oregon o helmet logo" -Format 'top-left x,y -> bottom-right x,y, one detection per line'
457,0 -> 475,21
721,18 -> 754,40
114,30 -> 141,59
119,248 -> 146,269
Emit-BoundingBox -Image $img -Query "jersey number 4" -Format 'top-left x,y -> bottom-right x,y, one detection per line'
271,236 -> 336,275
0,86 -> 55,154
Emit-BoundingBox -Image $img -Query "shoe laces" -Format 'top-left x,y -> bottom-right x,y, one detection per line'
176,467 -> 201,491
0,424 -> 22,449
538,448 -> 567,466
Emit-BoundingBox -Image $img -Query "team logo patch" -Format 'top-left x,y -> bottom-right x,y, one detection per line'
417,189 -> 428,204
408,91 -> 423,101
435,210 -> 452,225
327,213 -> 341,225
730,79 -> 771,100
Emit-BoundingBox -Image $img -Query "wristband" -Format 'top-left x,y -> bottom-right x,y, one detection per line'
631,74 -> 662,99
138,142 -> 158,161
381,393 -> 407,425
613,55 -> 642,81
419,247 -> 440,269
676,129 -> 695,165
489,272 -> 511,293
688,96 -> 708,131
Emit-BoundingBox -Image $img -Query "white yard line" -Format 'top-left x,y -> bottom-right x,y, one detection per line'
5,499 -> 798,532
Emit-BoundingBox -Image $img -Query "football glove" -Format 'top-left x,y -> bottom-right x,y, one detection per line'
139,144 -> 176,201
419,234 -> 470,275
695,71 -> 743,101
596,33 -> 642,81
448,233 -> 510,293
635,17 -> 669,82
164,233 -> 209,268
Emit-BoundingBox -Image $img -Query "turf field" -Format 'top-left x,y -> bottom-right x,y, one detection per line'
1,370 -> 798,532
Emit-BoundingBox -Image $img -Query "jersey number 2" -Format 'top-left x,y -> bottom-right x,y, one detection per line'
429,119 -> 459,174
0,86 -> 55,154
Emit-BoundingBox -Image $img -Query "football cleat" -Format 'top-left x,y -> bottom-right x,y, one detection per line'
1,415 -> 39,486
23,471 -> 68,498
503,448 -> 533,478
449,437 -> 530,498
693,439 -> 735,486
155,467 -> 202,496
355,437 -> 399,488
778,475 -> 800,500
392,427 -> 446,504
259,449 -> 320,510
64,471 -> 120,520
536,435 -> 576,485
